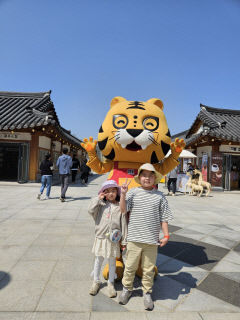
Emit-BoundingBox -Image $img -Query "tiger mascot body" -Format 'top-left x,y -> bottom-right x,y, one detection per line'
82,96 -> 185,188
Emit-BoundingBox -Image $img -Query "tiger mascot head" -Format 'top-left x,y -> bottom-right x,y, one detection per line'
98,96 -> 171,164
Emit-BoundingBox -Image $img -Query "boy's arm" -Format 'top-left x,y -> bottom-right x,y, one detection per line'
120,179 -> 130,214
159,221 -> 170,247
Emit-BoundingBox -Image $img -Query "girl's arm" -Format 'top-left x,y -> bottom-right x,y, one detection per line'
88,196 -> 104,221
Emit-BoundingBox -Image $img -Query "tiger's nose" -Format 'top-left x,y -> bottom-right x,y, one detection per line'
126,129 -> 143,138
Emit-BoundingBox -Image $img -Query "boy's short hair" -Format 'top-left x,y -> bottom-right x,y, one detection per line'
62,148 -> 68,154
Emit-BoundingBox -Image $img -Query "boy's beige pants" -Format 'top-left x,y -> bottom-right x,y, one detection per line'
122,241 -> 158,293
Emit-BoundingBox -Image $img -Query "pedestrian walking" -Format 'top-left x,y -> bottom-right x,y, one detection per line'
88,180 -> 127,298
167,166 -> 178,196
119,163 -> 173,310
37,153 -> 53,200
71,154 -> 80,183
80,161 -> 90,184
56,148 -> 72,202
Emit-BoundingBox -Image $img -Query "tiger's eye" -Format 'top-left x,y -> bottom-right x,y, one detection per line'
142,117 -> 159,131
113,114 -> 128,129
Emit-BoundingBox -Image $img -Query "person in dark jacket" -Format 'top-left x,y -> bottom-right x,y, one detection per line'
71,154 -> 80,183
80,161 -> 91,184
37,154 -> 53,200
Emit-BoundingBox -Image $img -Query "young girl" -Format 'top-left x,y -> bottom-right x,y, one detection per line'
88,180 -> 127,298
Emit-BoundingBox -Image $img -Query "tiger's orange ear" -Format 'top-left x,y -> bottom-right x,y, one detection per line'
147,98 -> 164,110
110,96 -> 127,108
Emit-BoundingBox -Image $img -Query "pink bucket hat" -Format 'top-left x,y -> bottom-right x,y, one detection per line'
98,180 -> 121,196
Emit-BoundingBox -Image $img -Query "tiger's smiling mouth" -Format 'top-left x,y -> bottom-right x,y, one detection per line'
125,141 -> 142,151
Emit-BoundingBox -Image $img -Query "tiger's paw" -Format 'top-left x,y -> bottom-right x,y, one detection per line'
81,137 -> 97,153
170,138 -> 186,158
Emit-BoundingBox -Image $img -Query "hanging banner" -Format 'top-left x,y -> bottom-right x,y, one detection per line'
202,153 -> 208,182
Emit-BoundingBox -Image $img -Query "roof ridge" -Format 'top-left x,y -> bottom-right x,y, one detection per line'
200,103 -> 240,114
0,91 -> 51,98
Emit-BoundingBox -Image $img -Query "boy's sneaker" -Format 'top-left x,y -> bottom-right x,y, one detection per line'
60,197 -> 65,202
37,193 -> 41,200
118,287 -> 132,305
108,282 -> 117,298
89,281 -> 101,295
143,292 -> 154,310
45,196 -> 50,200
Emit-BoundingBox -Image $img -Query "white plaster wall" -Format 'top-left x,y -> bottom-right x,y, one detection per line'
39,136 -> 51,149
196,146 -> 212,158
53,141 -> 61,152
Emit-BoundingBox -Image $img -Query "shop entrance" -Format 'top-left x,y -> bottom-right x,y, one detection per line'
223,154 -> 240,190
0,143 -> 29,182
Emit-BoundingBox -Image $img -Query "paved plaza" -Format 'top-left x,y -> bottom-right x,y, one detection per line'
0,174 -> 240,320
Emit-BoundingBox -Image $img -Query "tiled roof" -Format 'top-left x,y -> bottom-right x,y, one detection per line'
0,91 -> 82,146
186,104 -> 240,143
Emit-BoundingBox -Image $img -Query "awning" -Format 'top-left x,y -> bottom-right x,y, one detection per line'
166,149 -> 197,158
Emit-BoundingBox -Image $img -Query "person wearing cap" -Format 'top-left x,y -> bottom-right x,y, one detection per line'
88,180 -> 127,298
118,163 -> 173,310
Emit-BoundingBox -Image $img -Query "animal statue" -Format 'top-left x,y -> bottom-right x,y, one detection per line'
194,169 -> 211,196
81,96 -> 186,280
185,172 -> 193,194
191,183 -> 204,197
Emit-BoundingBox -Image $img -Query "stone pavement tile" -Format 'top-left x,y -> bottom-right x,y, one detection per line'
0,245 -> 29,261
32,312 -> 90,320
200,313 -> 240,320
0,280 -> 45,311
176,289 -> 240,312
146,312 -> 202,320
0,259 -> 20,275
168,225 -> 182,233
197,273 -> 240,307
51,259 -> 93,281
92,291 -> 127,312
173,240 -> 229,271
212,259 -> 240,273
21,246 -> 63,261
234,244 -> 240,252
200,235 -> 238,250
156,253 -> 172,268
2,233 -> 40,246
54,211 -> 79,220
64,236 -> 94,247
90,312 -> 147,319
13,211 -> 58,220
173,229 -> 205,241
32,234 -> 68,247
0,312 -> 35,320
210,228 -> 240,242
60,246 -> 94,261
41,226 -> 73,235
181,224 -> 219,234
223,251 -> 240,265
10,260 -> 56,281
36,280 -> 92,312
216,272 -> 240,284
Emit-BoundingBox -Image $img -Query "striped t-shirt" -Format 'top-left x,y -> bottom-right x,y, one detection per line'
126,187 -> 173,245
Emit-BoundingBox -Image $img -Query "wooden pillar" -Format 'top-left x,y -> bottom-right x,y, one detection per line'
29,133 -> 39,181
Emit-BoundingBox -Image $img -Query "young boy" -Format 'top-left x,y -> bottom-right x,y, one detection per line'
119,163 -> 173,310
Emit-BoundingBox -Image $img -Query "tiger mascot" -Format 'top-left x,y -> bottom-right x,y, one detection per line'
81,96 -> 185,280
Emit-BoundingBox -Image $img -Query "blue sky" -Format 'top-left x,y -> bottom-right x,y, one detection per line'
0,0 -> 240,139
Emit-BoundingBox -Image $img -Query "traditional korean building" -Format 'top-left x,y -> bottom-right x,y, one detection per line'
180,104 -> 240,191
0,91 -> 86,182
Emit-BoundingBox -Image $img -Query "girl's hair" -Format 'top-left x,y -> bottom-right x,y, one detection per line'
45,153 -> 51,160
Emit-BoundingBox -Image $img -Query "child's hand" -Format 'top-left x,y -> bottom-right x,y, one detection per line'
159,237 -> 169,247
98,192 -> 105,200
121,178 -> 131,195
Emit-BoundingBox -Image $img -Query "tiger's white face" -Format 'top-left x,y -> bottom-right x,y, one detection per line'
98,97 -> 171,164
